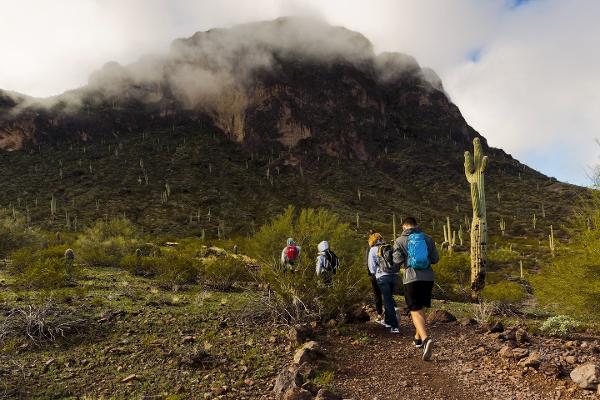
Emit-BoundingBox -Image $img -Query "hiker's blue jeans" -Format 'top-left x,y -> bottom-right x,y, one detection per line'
377,274 -> 399,329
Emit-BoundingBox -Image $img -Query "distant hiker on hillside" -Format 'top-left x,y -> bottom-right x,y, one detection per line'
393,217 -> 439,361
281,238 -> 301,271
315,241 -> 340,285
368,234 -> 400,333
367,230 -> 384,324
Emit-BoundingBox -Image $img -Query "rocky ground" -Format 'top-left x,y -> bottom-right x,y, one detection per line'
320,311 -> 600,400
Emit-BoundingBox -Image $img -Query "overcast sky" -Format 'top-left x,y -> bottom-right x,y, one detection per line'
1,0 -> 599,185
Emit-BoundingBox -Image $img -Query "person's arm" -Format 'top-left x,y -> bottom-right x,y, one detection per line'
315,256 -> 323,275
368,247 -> 378,275
281,248 -> 287,265
427,236 -> 440,265
393,237 -> 406,269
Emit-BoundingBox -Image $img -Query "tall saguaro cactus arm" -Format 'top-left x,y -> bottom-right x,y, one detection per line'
464,137 -> 489,301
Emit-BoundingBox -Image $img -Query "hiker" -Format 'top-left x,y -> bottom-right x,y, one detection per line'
368,234 -> 400,333
393,217 -> 439,361
281,238 -> 301,271
367,231 -> 384,324
315,240 -> 339,285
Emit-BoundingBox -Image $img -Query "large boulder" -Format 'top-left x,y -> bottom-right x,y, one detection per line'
570,363 -> 600,390
293,341 -> 324,365
427,309 -> 456,324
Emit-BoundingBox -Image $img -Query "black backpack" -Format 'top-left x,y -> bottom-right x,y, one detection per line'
323,250 -> 340,274
377,243 -> 399,274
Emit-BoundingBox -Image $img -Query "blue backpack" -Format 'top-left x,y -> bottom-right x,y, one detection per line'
407,233 -> 430,269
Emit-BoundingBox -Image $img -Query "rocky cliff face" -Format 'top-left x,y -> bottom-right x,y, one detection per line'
0,17 -> 480,160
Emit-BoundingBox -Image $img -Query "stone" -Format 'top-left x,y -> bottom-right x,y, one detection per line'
499,329 -> 516,342
345,305 -> 370,323
274,366 -> 304,398
293,341 -> 324,365
498,345 -> 513,358
459,317 -> 476,326
517,351 -> 541,369
570,363 -> 600,390
515,328 -> 530,344
315,388 -> 343,400
540,362 -> 567,378
426,309 -> 456,324
301,381 -> 319,395
282,387 -> 313,400
488,321 -> 504,333
325,319 -> 337,328
289,324 -> 313,346
512,348 -> 529,360
565,355 -> 577,364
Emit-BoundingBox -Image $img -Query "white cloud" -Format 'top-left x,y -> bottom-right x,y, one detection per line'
0,0 -> 598,184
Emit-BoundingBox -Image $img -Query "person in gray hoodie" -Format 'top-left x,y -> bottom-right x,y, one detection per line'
393,217 -> 439,360
368,235 -> 400,333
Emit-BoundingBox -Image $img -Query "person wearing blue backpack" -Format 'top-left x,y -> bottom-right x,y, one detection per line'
393,217 -> 439,361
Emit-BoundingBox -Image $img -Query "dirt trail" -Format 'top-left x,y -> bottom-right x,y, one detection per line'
324,319 -> 597,400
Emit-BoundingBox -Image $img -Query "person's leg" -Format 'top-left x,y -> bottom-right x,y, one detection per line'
378,275 -> 399,329
410,308 -> 428,340
370,275 -> 384,316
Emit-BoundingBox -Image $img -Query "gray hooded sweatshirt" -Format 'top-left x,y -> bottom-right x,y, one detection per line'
393,227 -> 439,284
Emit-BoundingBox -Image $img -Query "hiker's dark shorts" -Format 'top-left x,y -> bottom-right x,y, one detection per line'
404,280 -> 434,311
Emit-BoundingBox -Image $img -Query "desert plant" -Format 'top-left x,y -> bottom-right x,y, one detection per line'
0,208 -> 43,258
432,252 -> 471,300
464,137 -> 489,301
9,247 -> 74,288
250,207 -> 369,323
201,256 -> 251,291
539,315 -> 580,338
481,280 -> 526,304
471,301 -> 497,325
75,218 -> 141,267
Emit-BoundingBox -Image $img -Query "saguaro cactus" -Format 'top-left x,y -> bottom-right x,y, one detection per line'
464,137 -> 489,301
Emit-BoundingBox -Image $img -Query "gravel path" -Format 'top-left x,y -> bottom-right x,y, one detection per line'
324,319 -> 599,400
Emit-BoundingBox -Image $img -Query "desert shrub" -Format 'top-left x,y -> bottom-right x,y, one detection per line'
539,315 -> 580,338
252,207 -> 369,323
432,252 -> 470,300
8,247 -> 74,289
201,256 -> 251,291
489,246 -> 520,264
0,208 -> 43,258
481,280 -> 526,304
75,218 -> 141,267
155,253 -> 200,289
532,174 -> 600,321
121,252 -> 200,288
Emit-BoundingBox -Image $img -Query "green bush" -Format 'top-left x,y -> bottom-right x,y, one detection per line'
121,252 -> 200,288
481,280 -> 526,304
251,207 -> 369,323
0,208 -> 43,258
540,315 -> 580,338
532,179 -> 600,321
201,256 -> 251,291
9,247 -> 74,289
75,218 -> 141,267
432,252 -> 470,300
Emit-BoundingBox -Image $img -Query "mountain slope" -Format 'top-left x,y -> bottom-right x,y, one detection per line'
0,17 -> 583,240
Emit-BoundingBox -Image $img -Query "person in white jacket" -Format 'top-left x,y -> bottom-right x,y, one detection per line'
315,240 -> 339,285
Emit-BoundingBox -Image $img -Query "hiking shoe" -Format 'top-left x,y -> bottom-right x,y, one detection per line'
390,328 -> 400,334
422,338 -> 433,361
414,338 -> 423,348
